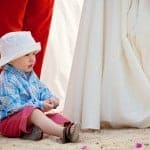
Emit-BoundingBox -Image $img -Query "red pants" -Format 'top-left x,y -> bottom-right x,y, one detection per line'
0,0 -> 55,77
0,106 -> 70,138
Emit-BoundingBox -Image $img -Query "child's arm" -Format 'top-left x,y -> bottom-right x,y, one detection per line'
36,79 -> 59,107
34,74 -> 60,110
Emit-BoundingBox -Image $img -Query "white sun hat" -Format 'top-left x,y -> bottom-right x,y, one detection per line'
0,31 -> 41,67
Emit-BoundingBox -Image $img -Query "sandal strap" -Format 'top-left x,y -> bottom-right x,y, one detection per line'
62,126 -> 70,143
62,123 -> 80,143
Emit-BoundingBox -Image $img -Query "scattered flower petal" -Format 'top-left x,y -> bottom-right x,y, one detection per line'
80,144 -> 88,150
136,143 -> 142,148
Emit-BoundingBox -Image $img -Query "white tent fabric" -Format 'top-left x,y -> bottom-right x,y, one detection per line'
63,0 -> 150,129
42,0 -> 150,129
41,0 -> 84,110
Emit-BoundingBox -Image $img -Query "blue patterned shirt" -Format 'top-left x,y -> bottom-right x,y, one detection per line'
0,64 -> 54,120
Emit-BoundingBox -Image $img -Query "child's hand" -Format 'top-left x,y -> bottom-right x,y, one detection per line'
42,100 -> 55,112
49,97 -> 60,109
42,97 -> 59,112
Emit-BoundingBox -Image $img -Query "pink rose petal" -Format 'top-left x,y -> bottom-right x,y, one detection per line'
136,143 -> 142,148
80,144 -> 88,150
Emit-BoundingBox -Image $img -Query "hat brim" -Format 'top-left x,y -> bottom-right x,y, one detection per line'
0,42 -> 41,67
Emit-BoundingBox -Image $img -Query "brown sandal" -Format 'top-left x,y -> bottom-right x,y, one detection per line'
62,123 -> 80,143
21,126 -> 43,141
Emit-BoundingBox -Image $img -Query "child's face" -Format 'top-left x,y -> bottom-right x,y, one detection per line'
9,51 -> 37,72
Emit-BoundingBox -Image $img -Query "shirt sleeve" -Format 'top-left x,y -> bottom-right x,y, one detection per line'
31,72 -> 54,100
38,81 -> 54,101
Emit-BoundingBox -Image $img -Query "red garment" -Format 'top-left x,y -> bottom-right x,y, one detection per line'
0,0 -> 55,77
0,106 -> 70,138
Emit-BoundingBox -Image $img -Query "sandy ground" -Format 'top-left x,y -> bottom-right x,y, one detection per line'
0,128 -> 149,150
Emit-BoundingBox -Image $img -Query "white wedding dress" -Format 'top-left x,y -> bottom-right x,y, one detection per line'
63,0 -> 150,129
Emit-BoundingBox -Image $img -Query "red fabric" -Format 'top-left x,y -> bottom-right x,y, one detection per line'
0,0 -> 55,77
0,107 -> 70,138
47,113 -> 70,125
0,106 -> 34,137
